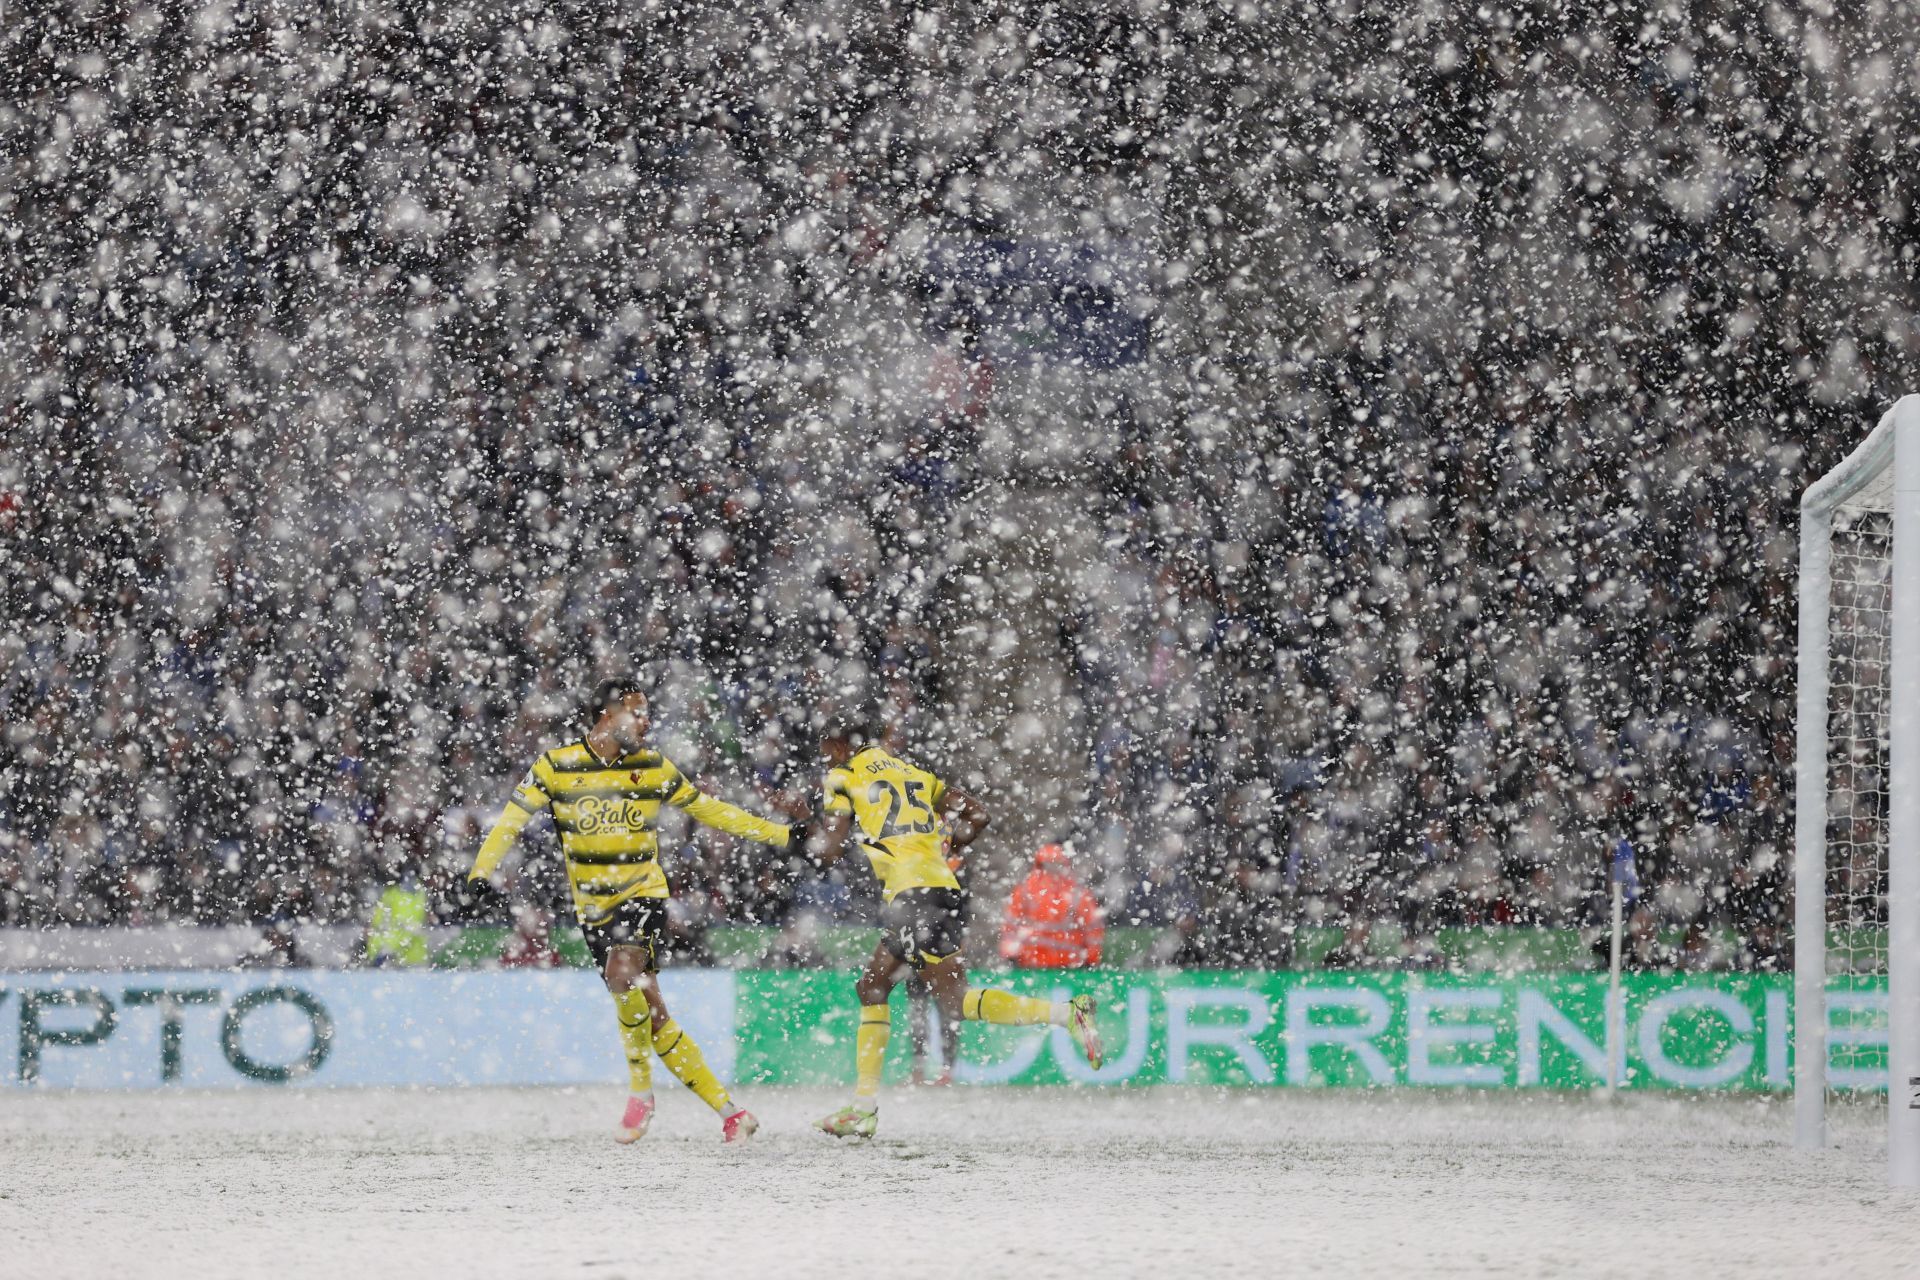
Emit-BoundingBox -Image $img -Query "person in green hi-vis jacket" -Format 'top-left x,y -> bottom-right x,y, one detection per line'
366,882 -> 429,967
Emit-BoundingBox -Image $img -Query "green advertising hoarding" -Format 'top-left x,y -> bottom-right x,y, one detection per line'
735,970 -> 1890,1091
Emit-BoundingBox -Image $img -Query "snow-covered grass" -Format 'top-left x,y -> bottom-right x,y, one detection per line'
0,1086 -> 1908,1279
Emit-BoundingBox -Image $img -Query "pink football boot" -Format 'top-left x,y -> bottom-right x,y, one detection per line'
614,1094 -> 656,1145
722,1108 -> 760,1143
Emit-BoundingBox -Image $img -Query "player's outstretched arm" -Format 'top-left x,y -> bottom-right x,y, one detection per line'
813,766 -> 857,864
666,772 -> 794,848
938,786 -> 990,848
471,760 -> 555,881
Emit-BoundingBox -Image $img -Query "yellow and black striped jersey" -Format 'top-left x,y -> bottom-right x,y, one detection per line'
824,747 -> 962,901
471,741 -> 792,925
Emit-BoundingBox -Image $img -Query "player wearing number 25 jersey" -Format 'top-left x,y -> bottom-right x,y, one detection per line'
811,719 -> 1104,1139
823,747 -> 962,900
822,744 -> 968,970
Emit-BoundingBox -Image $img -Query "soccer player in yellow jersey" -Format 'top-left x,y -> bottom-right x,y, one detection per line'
812,717 -> 1103,1138
468,674 -> 797,1145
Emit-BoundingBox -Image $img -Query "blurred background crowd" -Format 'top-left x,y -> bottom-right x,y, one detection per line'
3,1 -> 1916,970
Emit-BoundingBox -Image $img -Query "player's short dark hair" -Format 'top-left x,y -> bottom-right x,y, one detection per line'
819,709 -> 875,748
583,671 -> 647,727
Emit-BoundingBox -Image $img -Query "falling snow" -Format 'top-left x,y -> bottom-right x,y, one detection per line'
8,3 -> 1910,960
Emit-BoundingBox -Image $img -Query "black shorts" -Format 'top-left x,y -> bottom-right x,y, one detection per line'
579,897 -> 668,973
879,888 -> 968,970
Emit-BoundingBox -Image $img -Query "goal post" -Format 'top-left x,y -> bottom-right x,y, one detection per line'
1794,394 -> 1920,1186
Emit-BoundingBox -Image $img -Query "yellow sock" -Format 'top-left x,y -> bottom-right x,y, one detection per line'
614,988 -> 654,1094
654,1018 -> 734,1116
854,1004 -> 891,1104
962,987 -> 1060,1026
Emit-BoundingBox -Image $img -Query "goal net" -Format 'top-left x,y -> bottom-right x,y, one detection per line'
1795,396 -> 1920,1185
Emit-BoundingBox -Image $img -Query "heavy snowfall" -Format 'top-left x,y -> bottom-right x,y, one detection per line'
6,3 -> 1920,1277
7,1 -> 1914,966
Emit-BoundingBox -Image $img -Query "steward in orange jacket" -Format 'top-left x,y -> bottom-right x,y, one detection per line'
998,844 -> 1104,968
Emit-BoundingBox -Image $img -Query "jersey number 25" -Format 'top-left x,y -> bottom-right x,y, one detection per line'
867,780 -> 937,836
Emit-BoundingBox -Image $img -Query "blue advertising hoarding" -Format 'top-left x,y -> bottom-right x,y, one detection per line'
0,970 -> 736,1090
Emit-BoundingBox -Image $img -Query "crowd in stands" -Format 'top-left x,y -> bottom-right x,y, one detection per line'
2,2 -> 1914,972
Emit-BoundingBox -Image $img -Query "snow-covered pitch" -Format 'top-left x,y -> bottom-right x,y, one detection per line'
1,1086 -> 1908,1278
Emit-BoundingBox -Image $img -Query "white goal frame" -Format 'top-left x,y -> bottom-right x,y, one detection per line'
1794,394 -> 1920,1185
